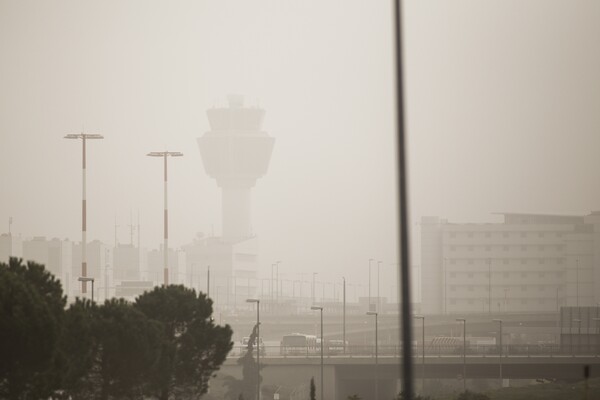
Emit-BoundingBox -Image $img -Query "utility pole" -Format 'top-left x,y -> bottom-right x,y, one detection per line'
147,151 -> 183,285
65,132 -> 104,295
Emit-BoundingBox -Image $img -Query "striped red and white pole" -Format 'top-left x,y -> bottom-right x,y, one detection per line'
147,151 -> 182,286
82,135 -> 87,294
65,132 -> 103,296
164,153 -> 168,286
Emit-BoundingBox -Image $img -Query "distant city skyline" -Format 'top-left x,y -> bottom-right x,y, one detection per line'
1,0 -> 600,287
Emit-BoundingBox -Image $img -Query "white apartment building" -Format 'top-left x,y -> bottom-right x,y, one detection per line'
421,212 -> 600,315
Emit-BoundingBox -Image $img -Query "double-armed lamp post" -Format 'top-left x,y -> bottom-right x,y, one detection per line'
64,133 -> 103,295
146,151 -> 183,285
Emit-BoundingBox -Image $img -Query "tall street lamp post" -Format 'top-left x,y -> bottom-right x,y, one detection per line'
414,315 -> 425,394
493,319 -> 503,387
377,260 -> 382,312
456,318 -> 467,392
311,306 -> 324,400
367,311 -> 379,400
343,276 -> 346,353
78,277 -> 95,303
247,299 -> 260,400
147,151 -> 183,285
65,132 -> 103,295
487,258 -> 492,314
368,258 -> 374,311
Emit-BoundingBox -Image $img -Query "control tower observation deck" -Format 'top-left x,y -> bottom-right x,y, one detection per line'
198,95 -> 275,243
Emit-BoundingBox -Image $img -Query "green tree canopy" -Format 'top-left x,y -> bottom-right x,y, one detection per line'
135,285 -> 233,399
0,258 -> 66,400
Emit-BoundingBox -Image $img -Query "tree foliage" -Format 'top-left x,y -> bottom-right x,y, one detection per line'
0,258 -> 233,400
0,258 -> 66,399
134,285 -> 233,399
224,322 -> 264,400
310,377 -> 316,400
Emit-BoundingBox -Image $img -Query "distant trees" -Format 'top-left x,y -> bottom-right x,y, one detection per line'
0,258 -> 233,400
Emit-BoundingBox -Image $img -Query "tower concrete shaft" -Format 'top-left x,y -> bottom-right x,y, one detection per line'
198,95 -> 274,242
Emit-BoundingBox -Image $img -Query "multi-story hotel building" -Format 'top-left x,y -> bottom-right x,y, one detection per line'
421,212 -> 600,315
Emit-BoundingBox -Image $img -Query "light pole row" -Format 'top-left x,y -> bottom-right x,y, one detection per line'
65,133 -> 183,291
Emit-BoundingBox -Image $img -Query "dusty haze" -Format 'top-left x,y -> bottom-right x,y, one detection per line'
1,0 -> 599,292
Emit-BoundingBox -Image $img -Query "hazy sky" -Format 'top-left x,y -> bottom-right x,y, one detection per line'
1,1 -> 599,288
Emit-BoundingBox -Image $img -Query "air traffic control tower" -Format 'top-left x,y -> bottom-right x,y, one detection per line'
185,95 -> 274,309
198,95 -> 275,243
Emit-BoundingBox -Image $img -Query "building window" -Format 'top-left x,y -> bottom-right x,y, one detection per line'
521,272 -> 526,278
521,285 -> 527,291
538,298 -> 544,304
450,272 -> 456,278
538,285 -> 544,291
521,259 -> 527,265
557,259 -> 563,265
503,232 -> 509,238
503,259 -> 509,265
451,246 -> 456,252
503,246 -> 509,251
521,299 -> 527,305
450,259 -> 456,265
485,246 -> 491,252
450,232 -> 456,238
468,232 -> 474,238
468,272 -> 474,278
538,232 -> 544,238
503,272 -> 509,278
450,286 -> 456,292
539,272 -> 545,278
539,259 -> 545,265
468,246 -> 473,251
521,245 -> 527,251
538,245 -> 544,251
468,299 -> 474,305
485,232 -> 491,238
555,245 -> 561,251
451,299 -> 456,305
468,259 -> 474,265
520,232 -> 527,238
468,286 -> 474,292
557,233 -> 563,238
556,272 -> 562,278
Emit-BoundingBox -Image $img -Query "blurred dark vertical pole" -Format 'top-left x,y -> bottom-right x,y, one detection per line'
393,0 -> 414,398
